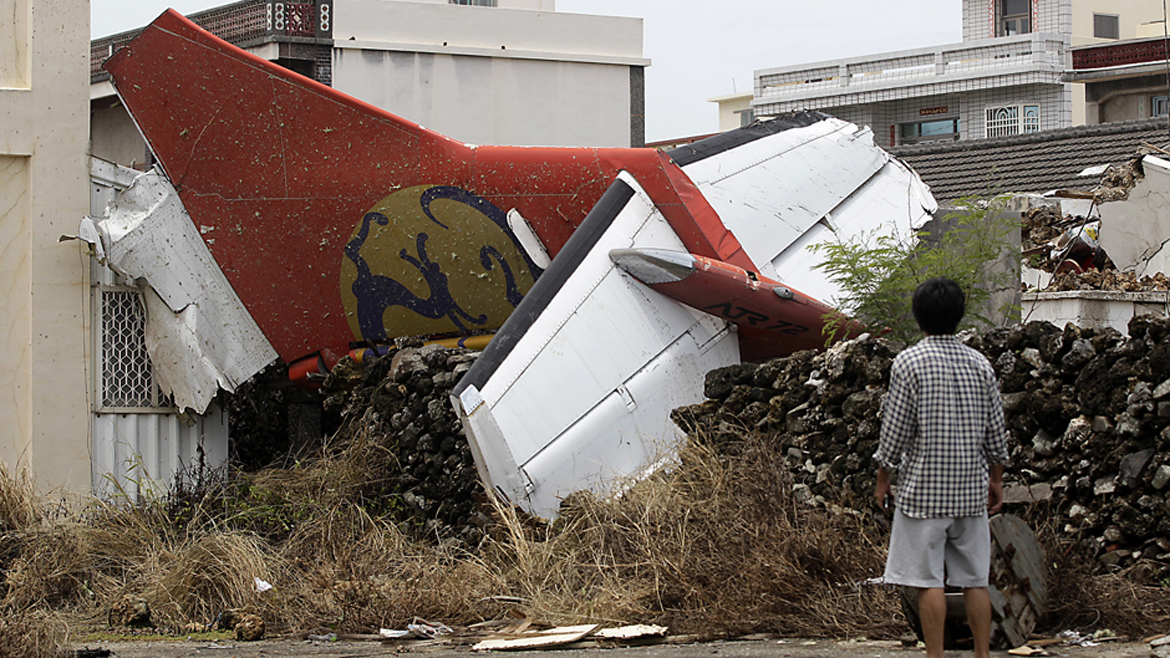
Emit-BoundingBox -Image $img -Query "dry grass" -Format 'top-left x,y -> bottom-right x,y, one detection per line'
481,435 -> 902,638
0,463 -> 40,532
2,431 -> 1170,655
0,609 -> 70,658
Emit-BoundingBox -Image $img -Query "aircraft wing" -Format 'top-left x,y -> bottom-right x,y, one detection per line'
452,172 -> 739,517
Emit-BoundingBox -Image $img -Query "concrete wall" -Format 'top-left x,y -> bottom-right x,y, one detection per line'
1087,73 -> 1167,122
1070,0 -> 1165,44
332,0 -> 645,147
0,0 -> 92,492
710,92 -> 752,133
820,82 -> 1069,149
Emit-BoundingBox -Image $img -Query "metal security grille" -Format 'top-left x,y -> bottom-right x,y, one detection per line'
986,105 -> 1020,137
986,104 -> 1040,138
100,288 -> 170,410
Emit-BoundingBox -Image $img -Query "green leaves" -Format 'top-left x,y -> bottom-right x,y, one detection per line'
810,196 -> 1020,346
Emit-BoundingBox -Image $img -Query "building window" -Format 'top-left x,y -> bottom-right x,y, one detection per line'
900,118 -> 960,145
450,0 -> 497,5
985,104 -> 1040,137
98,287 -> 174,411
1153,96 -> 1169,117
736,108 -> 756,127
1093,14 -> 1120,39
998,0 -> 1031,36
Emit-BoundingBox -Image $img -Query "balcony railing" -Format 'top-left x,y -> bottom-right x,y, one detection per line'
1072,37 -> 1170,70
755,33 -> 1067,105
91,0 -> 332,83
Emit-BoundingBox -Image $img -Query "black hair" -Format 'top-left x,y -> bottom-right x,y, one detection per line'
911,277 -> 965,335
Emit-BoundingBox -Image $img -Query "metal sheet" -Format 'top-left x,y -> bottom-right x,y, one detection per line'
454,173 -> 739,517
90,402 -> 229,500
80,171 -> 277,413
88,156 -> 232,498
679,118 -> 891,281
765,157 -> 937,305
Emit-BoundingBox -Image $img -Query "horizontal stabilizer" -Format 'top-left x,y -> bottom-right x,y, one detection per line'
610,248 -> 859,360
452,173 -> 739,518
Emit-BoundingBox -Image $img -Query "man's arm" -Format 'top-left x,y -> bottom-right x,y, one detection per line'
875,466 -> 892,512
988,462 -> 1004,515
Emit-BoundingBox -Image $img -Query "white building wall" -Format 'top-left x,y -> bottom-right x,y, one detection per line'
963,0 -> 1071,40
0,0 -> 92,493
331,0 -> 646,147
1070,0 -> 1164,44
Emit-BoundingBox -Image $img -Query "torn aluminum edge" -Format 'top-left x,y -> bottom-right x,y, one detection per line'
79,170 -> 278,414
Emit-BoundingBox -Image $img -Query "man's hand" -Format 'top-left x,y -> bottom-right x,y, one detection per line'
875,467 -> 892,513
987,463 -> 1004,515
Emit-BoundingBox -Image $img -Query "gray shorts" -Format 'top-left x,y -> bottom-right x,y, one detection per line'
883,509 -> 990,589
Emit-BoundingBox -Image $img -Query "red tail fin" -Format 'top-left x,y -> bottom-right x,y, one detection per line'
104,10 -> 748,362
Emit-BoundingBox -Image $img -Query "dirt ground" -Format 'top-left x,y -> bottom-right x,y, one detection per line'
80,636 -> 1152,658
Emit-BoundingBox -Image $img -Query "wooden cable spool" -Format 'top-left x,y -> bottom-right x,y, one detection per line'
899,514 -> 1048,650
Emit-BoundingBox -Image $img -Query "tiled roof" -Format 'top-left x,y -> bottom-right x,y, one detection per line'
890,118 -> 1170,204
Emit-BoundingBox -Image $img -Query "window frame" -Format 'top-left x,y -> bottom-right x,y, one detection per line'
998,0 -> 1031,36
1093,13 -> 1120,40
985,103 -> 1041,138
95,284 -> 176,414
1153,95 -> 1168,117
898,117 -> 961,145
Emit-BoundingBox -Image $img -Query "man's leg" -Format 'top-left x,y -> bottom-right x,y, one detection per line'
963,586 -> 992,658
917,587 -> 946,658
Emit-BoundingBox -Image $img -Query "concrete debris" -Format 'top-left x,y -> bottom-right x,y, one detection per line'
673,317 -> 1170,580
1047,270 -> 1170,293
1092,159 -> 1143,203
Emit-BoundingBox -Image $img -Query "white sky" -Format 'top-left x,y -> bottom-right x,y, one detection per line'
90,0 -> 963,142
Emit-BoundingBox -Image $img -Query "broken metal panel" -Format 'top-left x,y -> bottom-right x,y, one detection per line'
1098,155 -> 1170,277
678,119 -> 896,282
80,170 -> 277,414
87,156 -> 231,498
453,173 -> 740,517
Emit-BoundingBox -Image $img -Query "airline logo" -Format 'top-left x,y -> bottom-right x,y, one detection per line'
341,185 -> 542,341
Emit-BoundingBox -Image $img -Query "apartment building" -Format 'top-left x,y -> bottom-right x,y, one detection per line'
718,0 -> 1166,148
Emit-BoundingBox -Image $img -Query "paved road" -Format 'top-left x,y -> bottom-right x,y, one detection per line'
79,636 -> 1151,658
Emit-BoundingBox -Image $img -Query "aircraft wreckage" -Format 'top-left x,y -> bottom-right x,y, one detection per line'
81,10 -> 937,518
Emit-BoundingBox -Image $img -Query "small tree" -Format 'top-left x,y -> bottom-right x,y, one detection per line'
809,196 -> 1019,346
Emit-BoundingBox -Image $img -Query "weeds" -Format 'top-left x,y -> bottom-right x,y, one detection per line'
0,429 -> 1167,656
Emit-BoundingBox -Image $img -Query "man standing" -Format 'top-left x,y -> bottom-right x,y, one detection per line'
873,278 -> 1009,658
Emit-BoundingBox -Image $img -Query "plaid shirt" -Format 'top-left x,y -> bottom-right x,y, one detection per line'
874,335 -> 1009,519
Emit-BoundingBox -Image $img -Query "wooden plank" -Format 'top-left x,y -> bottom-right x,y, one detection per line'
472,625 -> 601,651
991,514 -> 1048,619
594,625 -> 669,640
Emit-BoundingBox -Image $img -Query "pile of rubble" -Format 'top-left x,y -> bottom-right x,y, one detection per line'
1047,269 -> 1170,293
673,317 -> 1170,580
318,341 -> 490,547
